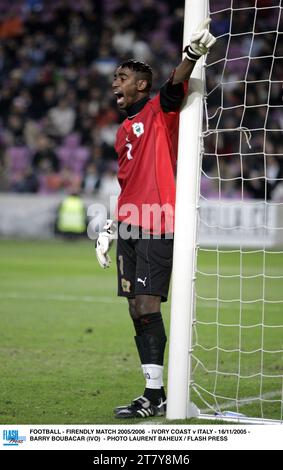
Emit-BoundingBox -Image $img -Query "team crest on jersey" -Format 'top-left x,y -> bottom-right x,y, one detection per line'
132,122 -> 144,137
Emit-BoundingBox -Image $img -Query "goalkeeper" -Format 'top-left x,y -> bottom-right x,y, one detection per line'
96,19 -> 216,419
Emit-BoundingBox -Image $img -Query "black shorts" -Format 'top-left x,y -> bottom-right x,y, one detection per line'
116,225 -> 173,302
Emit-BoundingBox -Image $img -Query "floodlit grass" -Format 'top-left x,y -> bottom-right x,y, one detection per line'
0,240 -> 282,424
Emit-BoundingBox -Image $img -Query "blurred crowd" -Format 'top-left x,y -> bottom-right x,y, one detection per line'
202,0 -> 283,201
0,0 -> 282,200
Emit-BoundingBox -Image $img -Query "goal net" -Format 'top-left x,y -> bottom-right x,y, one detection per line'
191,0 -> 283,423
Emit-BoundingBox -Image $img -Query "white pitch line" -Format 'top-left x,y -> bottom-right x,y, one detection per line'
195,300 -> 282,311
201,390 -> 282,414
0,292 -> 123,304
142,390 -> 282,424
1,293 -> 281,310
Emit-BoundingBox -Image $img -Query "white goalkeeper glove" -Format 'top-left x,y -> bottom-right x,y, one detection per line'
184,17 -> 216,62
96,219 -> 116,269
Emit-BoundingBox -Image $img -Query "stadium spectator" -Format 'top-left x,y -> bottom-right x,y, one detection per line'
46,96 -> 76,140
0,157 -> 9,191
82,161 -> 100,195
98,162 -> 120,198
32,134 -> 59,173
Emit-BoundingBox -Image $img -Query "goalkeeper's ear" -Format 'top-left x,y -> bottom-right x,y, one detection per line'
137,79 -> 149,92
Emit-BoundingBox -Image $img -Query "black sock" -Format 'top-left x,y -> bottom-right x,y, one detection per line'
143,387 -> 166,405
132,317 -> 143,336
140,312 -> 166,341
134,312 -> 167,364
143,385 -> 166,405
143,387 -> 162,405
139,312 -> 167,405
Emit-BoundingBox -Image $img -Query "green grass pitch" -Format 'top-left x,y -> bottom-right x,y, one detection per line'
0,239 -> 282,424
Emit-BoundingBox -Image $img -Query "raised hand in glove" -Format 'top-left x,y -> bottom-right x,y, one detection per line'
184,18 -> 216,62
96,219 -> 116,268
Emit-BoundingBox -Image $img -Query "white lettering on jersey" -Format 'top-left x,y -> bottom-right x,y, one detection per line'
132,122 -> 144,137
125,136 -> 133,160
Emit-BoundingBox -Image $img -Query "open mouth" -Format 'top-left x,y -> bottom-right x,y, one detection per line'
114,91 -> 124,106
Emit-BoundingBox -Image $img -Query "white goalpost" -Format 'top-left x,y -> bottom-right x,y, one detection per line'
167,0 -> 283,423
167,0 -> 207,420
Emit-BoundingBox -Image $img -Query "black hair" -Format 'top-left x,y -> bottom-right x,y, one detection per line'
119,59 -> 153,92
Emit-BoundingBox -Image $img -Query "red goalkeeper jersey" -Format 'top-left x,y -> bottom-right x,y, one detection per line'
115,74 -> 188,234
